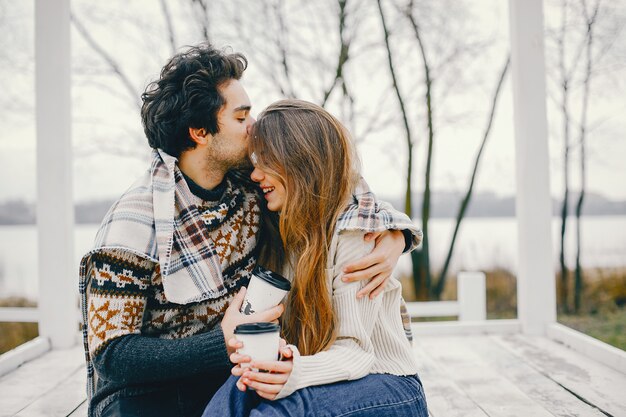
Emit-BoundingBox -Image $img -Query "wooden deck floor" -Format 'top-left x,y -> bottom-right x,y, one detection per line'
1,332 -> 624,417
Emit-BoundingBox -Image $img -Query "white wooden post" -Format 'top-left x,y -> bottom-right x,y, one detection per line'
35,0 -> 76,348
458,272 -> 486,321
508,0 -> 557,335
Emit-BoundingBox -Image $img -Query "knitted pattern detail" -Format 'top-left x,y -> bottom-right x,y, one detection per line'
81,173 -> 261,399
86,184 -> 261,357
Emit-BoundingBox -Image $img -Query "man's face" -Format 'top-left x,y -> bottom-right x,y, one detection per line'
208,79 -> 255,170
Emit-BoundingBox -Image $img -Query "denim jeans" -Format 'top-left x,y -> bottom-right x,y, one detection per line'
202,373 -> 429,417
96,371 -> 230,417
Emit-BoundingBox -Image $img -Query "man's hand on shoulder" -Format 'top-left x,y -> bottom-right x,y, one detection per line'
342,230 -> 405,299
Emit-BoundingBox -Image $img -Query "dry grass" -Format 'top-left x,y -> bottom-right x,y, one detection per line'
559,309 -> 626,351
556,267 -> 626,314
556,267 -> 626,351
0,297 -> 39,355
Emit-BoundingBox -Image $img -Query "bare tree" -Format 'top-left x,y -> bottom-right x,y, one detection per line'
404,0 -> 434,298
376,0 -> 428,298
574,0 -> 600,313
546,0 -> 617,313
377,0 -> 507,300
552,0 -> 591,312
436,55 -> 510,298
227,0 -> 368,133
557,0 -> 574,313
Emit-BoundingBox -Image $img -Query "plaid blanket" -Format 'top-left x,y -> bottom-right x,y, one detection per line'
80,149 -> 235,306
339,180 -> 422,249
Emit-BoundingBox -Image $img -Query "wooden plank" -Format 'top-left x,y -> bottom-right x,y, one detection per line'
15,366 -> 86,417
494,334 -> 626,416
419,336 -> 555,416
0,345 -> 83,415
466,336 -> 606,416
413,340 -> 489,416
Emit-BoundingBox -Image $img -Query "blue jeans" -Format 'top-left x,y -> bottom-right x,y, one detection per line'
202,373 -> 428,417
95,370 -> 231,417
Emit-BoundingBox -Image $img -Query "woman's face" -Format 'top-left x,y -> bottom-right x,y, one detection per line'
250,152 -> 286,212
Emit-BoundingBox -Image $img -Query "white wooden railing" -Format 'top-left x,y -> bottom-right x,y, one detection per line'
1,272 -> 487,325
0,307 -> 81,323
0,307 -> 39,323
406,271 -> 487,321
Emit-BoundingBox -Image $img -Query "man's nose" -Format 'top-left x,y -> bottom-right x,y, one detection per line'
246,118 -> 256,136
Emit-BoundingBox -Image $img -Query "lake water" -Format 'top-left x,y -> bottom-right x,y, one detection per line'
0,216 -> 624,300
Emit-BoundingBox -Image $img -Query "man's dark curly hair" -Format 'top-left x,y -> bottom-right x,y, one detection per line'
141,44 -> 248,157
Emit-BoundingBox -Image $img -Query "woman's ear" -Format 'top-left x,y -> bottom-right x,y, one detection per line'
189,127 -> 209,145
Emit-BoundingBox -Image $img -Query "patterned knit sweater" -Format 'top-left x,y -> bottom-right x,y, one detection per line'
84,173 -> 262,415
87,181 -> 260,354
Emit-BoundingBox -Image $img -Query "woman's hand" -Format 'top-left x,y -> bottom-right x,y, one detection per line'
232,339 -> 294,400
228,337 -> 251,370
342,230 -> 406,299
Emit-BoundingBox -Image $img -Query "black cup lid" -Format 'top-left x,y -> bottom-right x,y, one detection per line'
234,322 -> 280,334
253,265 -> 291,291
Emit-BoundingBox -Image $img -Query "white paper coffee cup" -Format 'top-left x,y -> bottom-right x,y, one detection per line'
235,322 -> 280,371
240,266 -> 291,315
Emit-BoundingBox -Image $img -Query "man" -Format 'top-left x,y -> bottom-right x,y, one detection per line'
79,43 -> 420,417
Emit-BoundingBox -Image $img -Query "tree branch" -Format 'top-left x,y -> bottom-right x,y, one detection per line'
273,0 -> 296,98
321,0 -> 351,107
436,54 -> 511,295
160,0 -> 177,55
376,0 -> 415,218
71,12 -> 142,110
573,0 -> 600,312
191,0 -> 210,42
405,0 -> 435,296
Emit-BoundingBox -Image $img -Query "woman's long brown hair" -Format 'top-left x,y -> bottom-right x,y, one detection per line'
251,100 -> 360,355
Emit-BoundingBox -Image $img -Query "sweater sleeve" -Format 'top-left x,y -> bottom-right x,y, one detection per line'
92,325 -> 231,384
276,231 -> 381,399
87,249 -> 231,384
376,199 -> 423,253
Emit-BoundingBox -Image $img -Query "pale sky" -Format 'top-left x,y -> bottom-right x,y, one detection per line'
0,0 -> 624,204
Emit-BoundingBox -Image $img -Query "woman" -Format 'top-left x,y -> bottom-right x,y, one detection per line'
203,100 -> 428,417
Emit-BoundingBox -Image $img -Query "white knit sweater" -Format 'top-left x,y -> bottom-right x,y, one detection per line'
276,230 -> 419,399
